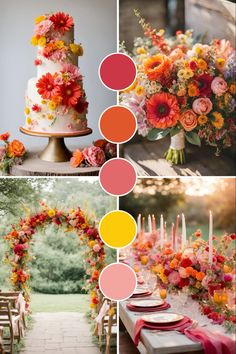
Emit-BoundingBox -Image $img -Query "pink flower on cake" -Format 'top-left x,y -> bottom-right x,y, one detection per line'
49,12 -> 74,33
211,77 -> 228,96
50,49 -> 67,63
61,82 -> 81,107
36,73 -> 61,100
83,146 -> 106,167
179,109 -> 197,131
61,63 -> 82,81
192,98 -> 213,115
34,19 -> 53,36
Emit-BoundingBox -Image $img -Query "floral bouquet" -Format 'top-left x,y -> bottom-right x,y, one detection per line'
120,10 -> 236,164
0,132 -> 26,174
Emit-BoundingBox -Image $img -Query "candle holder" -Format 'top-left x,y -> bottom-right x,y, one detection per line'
20,126 -> 92,162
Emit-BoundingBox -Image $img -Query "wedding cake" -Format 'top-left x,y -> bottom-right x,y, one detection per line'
24,12 -> 88,134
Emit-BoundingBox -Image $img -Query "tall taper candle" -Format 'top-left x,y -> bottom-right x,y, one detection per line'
160,215 -> 164,248
175,214 -> 179,250
208,211 -> 213,265
171,222 -> 175,249
137,214 -> 141,234
151,214 -> 156,234
181,213 -> 187,248
148,214 -> 152,233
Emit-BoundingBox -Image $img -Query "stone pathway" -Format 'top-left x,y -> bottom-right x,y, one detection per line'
21,312 -> 101,354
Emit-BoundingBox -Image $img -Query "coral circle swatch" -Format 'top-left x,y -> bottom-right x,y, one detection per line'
99,263 -> 137,301
99,105 -> 137,143
99,158 -> 136,196
99,53 -> 137,90
99,210 -> 137,248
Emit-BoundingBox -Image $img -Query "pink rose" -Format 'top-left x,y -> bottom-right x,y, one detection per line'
211,77 -> 228,96
83,146 -> 106,167
93,244 -> 101,253
34,20 -> 53,36
168,271 -> 181,285
192,98 -> 213,115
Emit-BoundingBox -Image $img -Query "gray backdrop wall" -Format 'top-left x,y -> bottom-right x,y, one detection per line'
0,0 -> 117,148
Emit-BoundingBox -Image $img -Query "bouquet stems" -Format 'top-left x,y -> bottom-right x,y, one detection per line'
165,130 -> 186,165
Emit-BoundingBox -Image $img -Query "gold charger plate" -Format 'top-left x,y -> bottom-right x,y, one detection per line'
141,313 -> 184,324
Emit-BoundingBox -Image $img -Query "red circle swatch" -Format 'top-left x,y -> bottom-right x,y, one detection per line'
99,106 -> 137,143
99,53 -> 137,91
99,263 -> 137,301
99,158 -> 136,196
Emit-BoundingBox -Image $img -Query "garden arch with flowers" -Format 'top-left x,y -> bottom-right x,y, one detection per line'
4,203 -> 106,314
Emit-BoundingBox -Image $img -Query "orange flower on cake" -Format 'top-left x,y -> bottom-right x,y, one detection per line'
146,92 -> 180,129
179,109 -> 197,131
144,54 -> 171,83
7,140 -> 26,158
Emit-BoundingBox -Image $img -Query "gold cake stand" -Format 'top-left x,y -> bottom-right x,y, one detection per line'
20,126 -> 93,162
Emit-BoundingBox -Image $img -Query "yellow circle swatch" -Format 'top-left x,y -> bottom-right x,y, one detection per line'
99,210 -> 137,248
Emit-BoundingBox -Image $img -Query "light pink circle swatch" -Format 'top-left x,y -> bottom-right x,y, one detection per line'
99,53 -> 137,90
99,158 -> 136,196
99,263 -> 137,301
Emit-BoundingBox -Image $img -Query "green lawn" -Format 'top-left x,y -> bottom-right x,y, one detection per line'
30,293 -> 90,312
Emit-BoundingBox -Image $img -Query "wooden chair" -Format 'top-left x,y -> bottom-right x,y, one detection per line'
0,292 -> 26,334
104,302 -> 117,354
0,300 -> 21,354
0,326 -> 5,354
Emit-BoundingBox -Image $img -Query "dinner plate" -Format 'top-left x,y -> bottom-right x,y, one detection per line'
130,299 -> 164,307
141,313 -> 184,324
133,288 -> 149,295
119,256 -> 126,261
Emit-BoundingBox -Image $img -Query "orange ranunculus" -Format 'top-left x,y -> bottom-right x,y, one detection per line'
7,140 -> 25,157
70,149 -> 84,168
170,258 -> 179,269
191,269 -> 197,278
144,54 -> 171,82
93,139 -> 107,149
185,266 -> 194,277
164,248 -> 173,255
196,271 -> 205,281
92,270 -> 99,280
0,132 -> 10,141
179,109 -> 197,132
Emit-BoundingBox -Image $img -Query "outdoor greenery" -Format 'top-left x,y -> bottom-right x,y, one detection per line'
120,178 -> 236,237
0,178 -> 116,292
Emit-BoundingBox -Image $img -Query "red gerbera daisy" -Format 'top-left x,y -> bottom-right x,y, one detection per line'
49,12 -> 74,33
195,74 -> 213,97
36,73 -> 61,100
146,92 -> 180,129
61,82 -> 81,107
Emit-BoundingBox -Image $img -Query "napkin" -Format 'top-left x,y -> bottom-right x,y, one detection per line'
134,316 -> 192,345
127,301 -> 170,312
131,291 -> 152,298
183,327 -> 235,354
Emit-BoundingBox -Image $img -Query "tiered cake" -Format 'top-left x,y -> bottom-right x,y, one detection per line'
24,12 -> 88,133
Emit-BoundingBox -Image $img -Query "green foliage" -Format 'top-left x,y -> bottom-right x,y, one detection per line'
147,128 -> 170,141
185,131 -> 201,146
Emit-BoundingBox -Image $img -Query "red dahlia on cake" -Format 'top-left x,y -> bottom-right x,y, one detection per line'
49,12 -> 74,33
36,73 -> 61,100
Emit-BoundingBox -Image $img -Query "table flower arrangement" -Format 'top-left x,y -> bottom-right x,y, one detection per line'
70,139 -> 117,168
0,132 -> 26,174
120,10 -> 236,164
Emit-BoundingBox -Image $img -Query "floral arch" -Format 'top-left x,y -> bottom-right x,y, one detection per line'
4,202 -> 105,314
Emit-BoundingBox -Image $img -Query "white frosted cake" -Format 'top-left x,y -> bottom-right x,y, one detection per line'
24,12 -> 88,133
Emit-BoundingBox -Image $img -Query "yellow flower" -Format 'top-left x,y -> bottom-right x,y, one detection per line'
26,117 -> 32,125
152,266 -> 159,274
216,58 -> 225,70
31,36 -> 38,46
197,59 -> 207,70
122,78 -> 137,93
198,115 -> 208,125
133,265 -> 139,273
48,101 -> 57,110
108,307 -> 115,316
34,15 -> 45,24
47,114 -> 54,120
195,46 -> 203,56
41,100 -> 47,105
224,93 -> 232,105
89,240 -> 95,248
55,40 -> 65,49
184,68 -> 194,79
24,107 -> 30,115
223,265 -> 232,273
38,37 -> 46,47
229,83 -> 236,95
135,85 -> 144,96
10,273 -> 18,284
137,47 -> 146,54
211,112 -> 224,129
90,303 -> 95,309
188,84 -> 199,97
70,43 -> 83,56
47,209 -> 56,217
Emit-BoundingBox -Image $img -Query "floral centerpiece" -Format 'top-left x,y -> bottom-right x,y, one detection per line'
120,10 -> 236,164
151,232 -> 236,330
0,132 -> 26,174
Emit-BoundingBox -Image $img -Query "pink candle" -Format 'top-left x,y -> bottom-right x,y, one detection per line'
171,222 -> 175,250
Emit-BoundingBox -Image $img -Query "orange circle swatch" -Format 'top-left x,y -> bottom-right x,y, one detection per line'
99,105 -> 137,143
